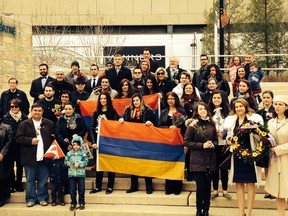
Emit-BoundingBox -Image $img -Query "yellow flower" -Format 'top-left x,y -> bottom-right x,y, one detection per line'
244,123 -> 250,127
252,152 -> 258,157
256,128 -> 260,133
256,147 -> 263,151
261,132 -> 267,137
232,144 -> 239,150
241,150 -> 247,156
259,141 -> 263,147
233,136 -> 238,142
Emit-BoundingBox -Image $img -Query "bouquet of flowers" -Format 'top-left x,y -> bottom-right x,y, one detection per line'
231,121 -> 273,167
172,112 -> 187,127
189,119 -> 208,140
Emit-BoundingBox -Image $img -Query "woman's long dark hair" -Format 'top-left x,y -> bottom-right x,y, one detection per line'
208,90 -> 230,118
164,91 -> 181,108
116,79 -> 135,98
192,101 -> 215,125
203,64 -> 223,81
96,92 -> 114,113
238,79 -> 255,102
235,66 -> 248,82
143,76 -> 160,95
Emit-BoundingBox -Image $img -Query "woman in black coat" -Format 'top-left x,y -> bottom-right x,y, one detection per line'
55,102 -> 87,155
2,99 -> 28,192
89,92 -> 118,194
184,101 -> 218,216
120,93 -> 156,194
0,118 -> 13,207
158,92 -> 187,195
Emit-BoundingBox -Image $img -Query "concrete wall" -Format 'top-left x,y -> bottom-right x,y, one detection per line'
0,0 -> 213,25
0,15 -> 34,87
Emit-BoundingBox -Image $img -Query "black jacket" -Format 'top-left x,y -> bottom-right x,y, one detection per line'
55,113 -> 86,154
106,66 -> 132,90
29,76 -> 56,103
16,118 -> 55,165
0,89 -> 30,117
124,106 -> 156,125
0,122 -> 13,179
51,80 -> 74,100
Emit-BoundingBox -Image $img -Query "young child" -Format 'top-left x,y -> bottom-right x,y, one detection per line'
64,135 -> 88,211
248,62 -> 264,103
45,155 -> 67,206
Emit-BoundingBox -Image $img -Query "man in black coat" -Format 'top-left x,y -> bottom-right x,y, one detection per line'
29,63 -> 55,103
0,78 -> 30,117
50,69 -> 73,100
105,54 -> 132,90
16,103 -> 54,207
192,54 -> 209,89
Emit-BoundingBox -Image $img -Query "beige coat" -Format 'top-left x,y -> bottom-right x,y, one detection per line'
265,118 -> 288,198
224,113 -> 263,187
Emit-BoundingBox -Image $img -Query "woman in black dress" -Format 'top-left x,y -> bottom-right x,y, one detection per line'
89,92 -> 118,194
158,92 -> 187,195
120,93 -> 156,194
224,98 -> 264,216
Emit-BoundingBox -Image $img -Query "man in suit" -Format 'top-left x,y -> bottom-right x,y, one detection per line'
105,54 -> 132,90
85,64 -> 102,94
16,103 -> 54,207
0,78 -> 30,117
29,63 -> 55,103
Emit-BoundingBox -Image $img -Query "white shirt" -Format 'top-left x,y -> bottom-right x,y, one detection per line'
32,118 -> 44,161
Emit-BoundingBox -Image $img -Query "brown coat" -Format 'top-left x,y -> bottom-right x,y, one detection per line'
184,118 -> 218,172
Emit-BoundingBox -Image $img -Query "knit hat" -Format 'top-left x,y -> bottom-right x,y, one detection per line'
274,95 -> 288,106
71,60 -> 80,68
71,135 -> 84,146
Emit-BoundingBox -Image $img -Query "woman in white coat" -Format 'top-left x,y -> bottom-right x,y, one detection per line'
265,95 -> 288,216
224,98 -> 263,216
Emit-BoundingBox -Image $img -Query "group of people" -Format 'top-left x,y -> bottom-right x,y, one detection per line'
0,50 -> 287,216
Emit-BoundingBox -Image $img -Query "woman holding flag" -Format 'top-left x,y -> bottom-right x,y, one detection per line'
89,92 -> 118,194
158,91 -> 187,195
120,93 -> 157,194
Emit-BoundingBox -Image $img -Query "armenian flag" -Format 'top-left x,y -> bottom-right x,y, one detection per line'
97,119 -> 185,180
79,93 -> 160,129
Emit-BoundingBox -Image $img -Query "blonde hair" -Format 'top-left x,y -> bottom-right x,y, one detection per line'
229,98 -> 255,116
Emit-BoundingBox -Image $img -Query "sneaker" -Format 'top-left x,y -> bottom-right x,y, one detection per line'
39,201 -> 48,206
26,202 -> 35,207
79,204 -> 85,210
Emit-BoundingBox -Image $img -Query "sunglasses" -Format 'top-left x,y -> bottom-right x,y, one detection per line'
11,106 -> 19,108
134,72 -> 142,74
157,72 -> 164,75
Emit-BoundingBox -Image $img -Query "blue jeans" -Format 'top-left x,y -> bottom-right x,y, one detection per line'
24,162 -> 49,203
69,177 -> 85,205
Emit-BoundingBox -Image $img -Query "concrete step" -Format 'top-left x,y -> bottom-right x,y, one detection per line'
8,190 -> 278,209
0,203 -> 284,216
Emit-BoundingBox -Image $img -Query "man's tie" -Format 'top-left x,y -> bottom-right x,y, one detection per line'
92,78 -> 96,89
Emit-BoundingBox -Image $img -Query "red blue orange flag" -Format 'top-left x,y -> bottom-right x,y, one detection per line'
96,120 -> 185,180
79,93 -> 160,128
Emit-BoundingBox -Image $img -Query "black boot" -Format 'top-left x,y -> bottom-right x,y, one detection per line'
145,177 -> 153,194
196,210 -> 202,216
203,201 -> 210,216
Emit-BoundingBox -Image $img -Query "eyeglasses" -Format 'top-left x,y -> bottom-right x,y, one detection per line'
11,106 -> 19,108
134,72 -> 142,74
157,72 -> 164,75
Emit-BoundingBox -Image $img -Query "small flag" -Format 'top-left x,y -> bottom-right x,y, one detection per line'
44,140 -> 65,158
